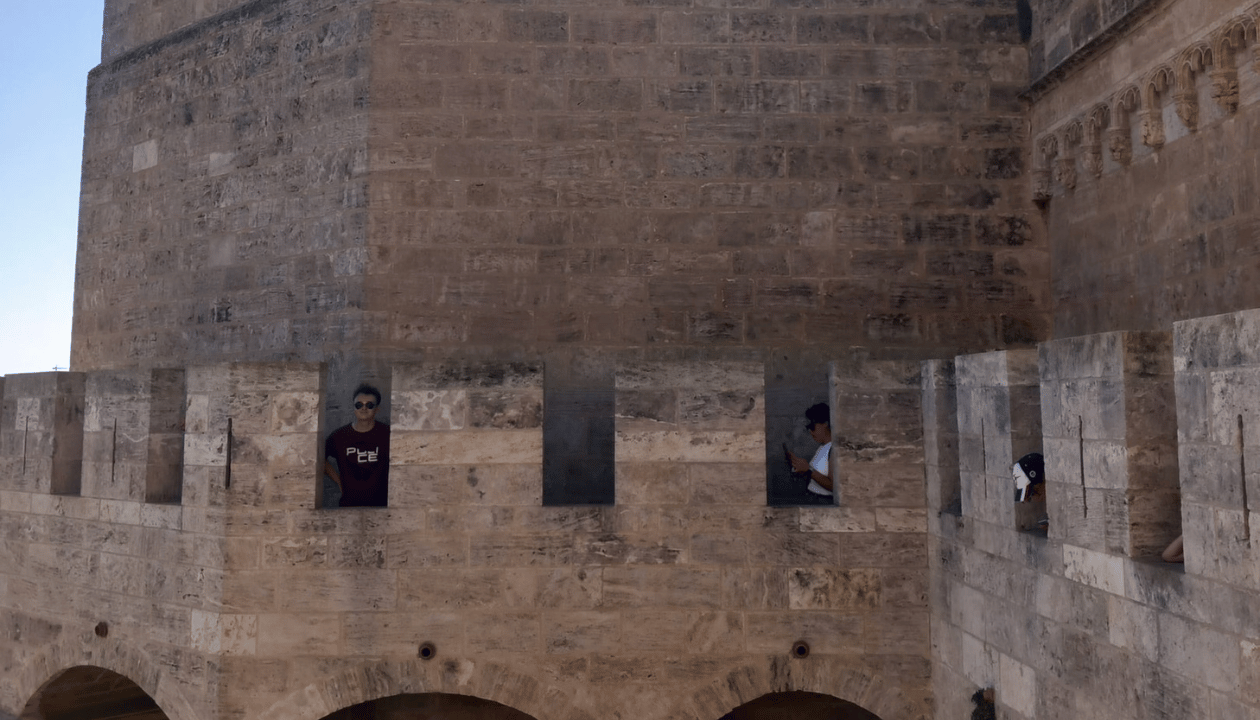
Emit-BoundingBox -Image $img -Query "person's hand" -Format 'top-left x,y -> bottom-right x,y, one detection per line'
788,453 -> 810,474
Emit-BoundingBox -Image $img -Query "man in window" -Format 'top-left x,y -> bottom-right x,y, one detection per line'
785,402 -> 835,501
324,384 -> 390,507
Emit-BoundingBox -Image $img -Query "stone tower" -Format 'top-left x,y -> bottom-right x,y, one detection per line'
73,0 -> 1045,428
12,0 -> 1260,715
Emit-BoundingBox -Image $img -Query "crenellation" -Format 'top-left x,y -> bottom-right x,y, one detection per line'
0,372 -> 87,497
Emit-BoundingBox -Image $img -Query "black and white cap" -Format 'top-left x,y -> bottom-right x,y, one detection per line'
1012,452 -> 1045,502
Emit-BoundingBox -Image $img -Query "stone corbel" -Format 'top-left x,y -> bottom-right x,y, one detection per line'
1082,104 -> 1109,178
1209,20 -> 1249,114
1033,135 -> 1057,202
1141,67 -> 1173,149
1174,45 -> 1210,131
1056,122 -> 1081,191
1108,86 -> 1139,165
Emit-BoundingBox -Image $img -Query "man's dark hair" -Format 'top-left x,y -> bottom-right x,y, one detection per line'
805,402 -> 830,428
353,384 -> 382,405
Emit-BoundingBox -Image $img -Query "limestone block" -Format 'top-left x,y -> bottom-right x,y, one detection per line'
278,569 -> 397,613
543,611 -> 621,653
745,611 -> 862,654
616,430 -> 764,464
721,567 -> 789,610
687,463 -> 763,506
786,568 -> 881,610
385,534 -> 468,569
601,567 -> 722,608
343,610 -> 466,656
1157,613 -> 1240,693
876,508 -> 928,532
392,430 -> 543,465
747,531 -> 837,566
799,506 -> 877,533
391,390 -> 469,430
256,613 -> 342,656
467,612 -> 543,653
1062,544 -> 1125,596
191,609 -> 258,655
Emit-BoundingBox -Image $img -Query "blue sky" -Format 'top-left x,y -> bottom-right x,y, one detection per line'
0,2 -> 106,376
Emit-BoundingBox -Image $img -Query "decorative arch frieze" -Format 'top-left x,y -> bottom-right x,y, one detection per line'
1142,65 -> 1174,148
1032,5 -> 1260,202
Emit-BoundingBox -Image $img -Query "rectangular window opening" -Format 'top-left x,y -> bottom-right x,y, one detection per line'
543,354 -> 615,506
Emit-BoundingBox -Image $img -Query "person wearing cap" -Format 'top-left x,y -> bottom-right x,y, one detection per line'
324,384 -> 391,507
786,403 -> 835,499
1013,452 -> 1045,502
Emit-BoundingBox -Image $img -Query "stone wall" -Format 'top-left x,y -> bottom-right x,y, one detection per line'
78,0 -> 1050,381
362,0 -> 1046,356
1025,0 -> 1160,84
927,308 -> 1260,720
0,358 -> 930,720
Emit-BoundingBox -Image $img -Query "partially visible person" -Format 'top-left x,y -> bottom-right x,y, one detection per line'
1162,534 -> 1184,563
1013,452 -> 1048,529
785,403 -> 835,499
324,384 -> 390,507
1013,452 -> 1045,502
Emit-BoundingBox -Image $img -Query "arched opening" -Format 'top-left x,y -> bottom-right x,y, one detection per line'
320,693 -> 538,720
21,666 -> 168,720
720,691 -> 883,720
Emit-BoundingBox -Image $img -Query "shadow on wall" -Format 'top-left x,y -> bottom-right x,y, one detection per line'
320,693 -> 537,720
318,691 -> 883,720
22,666 -> 169,720
720,691 -> 884,720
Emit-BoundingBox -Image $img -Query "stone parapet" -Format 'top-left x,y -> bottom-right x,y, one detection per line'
0,357 -> 931,720
83,369 -> 186,503
0,372 -> 86,496
1174,308 -> 1260,588
1038,331 -> 1178,557
954,349 -> 1042,530
929,311 -> 1260,719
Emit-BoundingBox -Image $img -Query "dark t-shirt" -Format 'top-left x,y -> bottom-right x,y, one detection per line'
325,422 -> 390,507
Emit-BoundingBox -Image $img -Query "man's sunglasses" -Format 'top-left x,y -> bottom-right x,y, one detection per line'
355,401 -> 377,410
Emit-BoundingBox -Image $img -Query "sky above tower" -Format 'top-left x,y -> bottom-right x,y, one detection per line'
0,2 -> 105,376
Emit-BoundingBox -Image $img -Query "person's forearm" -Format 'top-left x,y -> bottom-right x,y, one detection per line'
812,470 -> 833,491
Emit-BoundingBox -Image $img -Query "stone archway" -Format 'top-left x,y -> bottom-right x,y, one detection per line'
318,693 -> 538,720
719,691 -> 883,720
677,657 -> 925,720
10,633 -> 199,720
254,658 -> 571,720
19,666 -> 169,720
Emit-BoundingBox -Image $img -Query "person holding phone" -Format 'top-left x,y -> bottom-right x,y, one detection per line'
784,403 -> 834,498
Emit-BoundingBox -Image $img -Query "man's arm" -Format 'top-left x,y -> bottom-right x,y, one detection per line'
325,458 -> 341,488
809,468 -> 833,491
